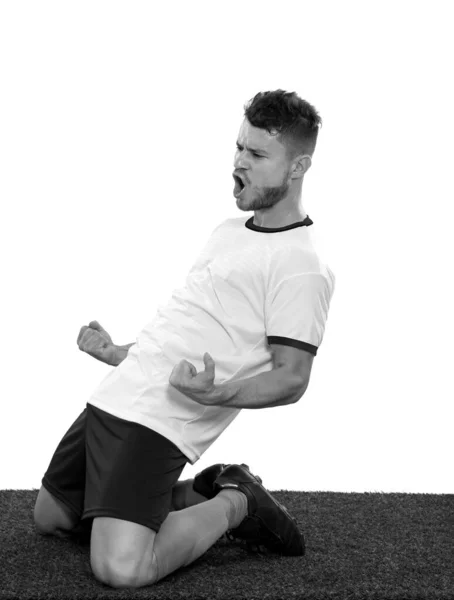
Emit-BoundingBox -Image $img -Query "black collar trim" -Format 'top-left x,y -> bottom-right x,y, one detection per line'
245,215 -> 313,232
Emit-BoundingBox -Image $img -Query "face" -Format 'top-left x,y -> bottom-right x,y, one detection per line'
233,118 -> 297,213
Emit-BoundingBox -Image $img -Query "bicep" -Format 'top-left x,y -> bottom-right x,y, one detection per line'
270,343 -> 314,387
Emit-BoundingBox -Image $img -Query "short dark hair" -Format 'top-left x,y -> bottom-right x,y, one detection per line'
244,89 -> 322,161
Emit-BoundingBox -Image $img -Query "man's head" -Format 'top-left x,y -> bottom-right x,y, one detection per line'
233,90 -> 322,226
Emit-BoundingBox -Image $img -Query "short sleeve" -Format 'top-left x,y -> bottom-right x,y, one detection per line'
265,270 -> 335,356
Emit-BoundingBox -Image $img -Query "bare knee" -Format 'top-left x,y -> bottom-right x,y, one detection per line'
91,556 -> 138,589
90,517 -> 158,589
91,548 -> 159,589
33,485 -> 79,536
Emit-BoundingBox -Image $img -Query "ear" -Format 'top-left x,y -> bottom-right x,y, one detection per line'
299,155 -> 312,175
291,155 -> 312,180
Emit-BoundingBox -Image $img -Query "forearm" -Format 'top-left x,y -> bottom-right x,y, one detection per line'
113,342 -> 135,366
214,367 -> 304,409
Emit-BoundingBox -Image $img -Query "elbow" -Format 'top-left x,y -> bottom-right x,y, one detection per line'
293,378 -> 309,403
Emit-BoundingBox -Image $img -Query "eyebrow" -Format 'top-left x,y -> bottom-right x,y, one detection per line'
236,141 -> 269,155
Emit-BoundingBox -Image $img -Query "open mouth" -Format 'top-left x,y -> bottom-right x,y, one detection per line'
233,174 -> 246,197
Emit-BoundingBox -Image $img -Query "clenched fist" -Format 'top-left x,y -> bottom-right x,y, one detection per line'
77,320 -> 118,366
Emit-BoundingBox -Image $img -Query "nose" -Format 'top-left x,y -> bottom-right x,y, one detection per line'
234,146 -> 250,171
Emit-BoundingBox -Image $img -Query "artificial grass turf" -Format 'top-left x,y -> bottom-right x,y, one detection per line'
0,489 -> 452,599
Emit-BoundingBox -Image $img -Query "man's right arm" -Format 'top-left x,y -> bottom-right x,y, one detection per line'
113,342 -> 135,366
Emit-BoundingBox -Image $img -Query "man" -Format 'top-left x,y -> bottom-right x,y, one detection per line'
33,89 -> 336,589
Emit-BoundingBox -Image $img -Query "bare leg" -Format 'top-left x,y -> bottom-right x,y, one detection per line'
153,489 -> 248,583
34,485 -> 80,539
111,488 -> 247,587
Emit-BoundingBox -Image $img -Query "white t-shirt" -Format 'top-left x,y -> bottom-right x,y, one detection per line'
88,214 -> 336,464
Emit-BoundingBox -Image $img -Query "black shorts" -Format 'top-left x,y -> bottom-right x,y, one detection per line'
42,403 -> 188,534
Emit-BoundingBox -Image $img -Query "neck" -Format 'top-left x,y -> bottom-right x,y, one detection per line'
253,209 -> 306,228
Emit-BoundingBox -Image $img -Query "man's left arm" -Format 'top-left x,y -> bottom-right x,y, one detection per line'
168,345 -> 313,409
212,366 -> 308,409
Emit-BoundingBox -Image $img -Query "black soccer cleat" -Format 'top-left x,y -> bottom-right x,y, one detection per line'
213,463 -> 305,556
193,463 -> 261,499
193,463 -> 227,499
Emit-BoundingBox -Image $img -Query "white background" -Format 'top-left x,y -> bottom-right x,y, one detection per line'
1,1 -> 452,494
